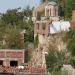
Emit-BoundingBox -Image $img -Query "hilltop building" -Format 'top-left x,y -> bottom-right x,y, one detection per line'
33,1 -> 70,44
31,1 -> 71,68
32,1 -> 59,21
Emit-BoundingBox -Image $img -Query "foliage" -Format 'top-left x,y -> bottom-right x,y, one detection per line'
46,51 -> 66,72
34,34 -> 39,48
45,33 -> 71,72
23,6 -> 32,17
51,70 -> 68,75
41,0 -> 75,20
51,71 -> 61,75
0,7 -> 34,49
5,28 -> 24,49
2,9 -> 22,25
58,0 -> 75,20
63,29 -> 75,68
64,0 -> 73,20
24,18 -> 34,43
65,29 -> 75,56
69,57 -> 75,68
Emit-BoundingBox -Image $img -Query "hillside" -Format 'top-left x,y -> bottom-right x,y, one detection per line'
0,8 -> 33,49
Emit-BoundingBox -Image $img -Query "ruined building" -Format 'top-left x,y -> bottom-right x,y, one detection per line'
32,1 -> 70,67
33,1 -> 70,44
33,1 -> 59,37
32,1 -> 60,68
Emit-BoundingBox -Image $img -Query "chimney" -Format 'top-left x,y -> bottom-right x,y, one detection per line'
71,10 -> 75,28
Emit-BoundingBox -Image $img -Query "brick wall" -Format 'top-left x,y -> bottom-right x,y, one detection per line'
0,51 -> 5,58
71,10 -> 75,28
72,10 -> 75,21
34,20 -> 50,36
71,22 -> 75,28
0,49 -> 24,67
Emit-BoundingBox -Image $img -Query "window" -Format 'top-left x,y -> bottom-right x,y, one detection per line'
10,60 -> 18,67
0,60 -> 3,66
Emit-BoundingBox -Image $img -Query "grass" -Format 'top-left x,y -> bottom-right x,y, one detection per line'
51,71 -> 68,75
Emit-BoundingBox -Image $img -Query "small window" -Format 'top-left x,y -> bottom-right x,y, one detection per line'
10,60 -> 18,67
0,60 -> 3,66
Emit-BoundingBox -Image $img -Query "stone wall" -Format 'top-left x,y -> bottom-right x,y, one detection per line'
61,65 -> 75,75
34,20 -> 50,37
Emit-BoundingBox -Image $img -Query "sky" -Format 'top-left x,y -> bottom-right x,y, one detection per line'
0,0 -> 40,13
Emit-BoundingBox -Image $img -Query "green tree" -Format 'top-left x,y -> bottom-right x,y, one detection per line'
46,51 -> 66,72
64,29 -> 75,68
24,17 -> 34,47
23,6 -> 32,17
58,0 -> 74,20
2,9 -> 18,25
65,29 -> 75,56
0,7 -> 34,49
5,28 -> 24,49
